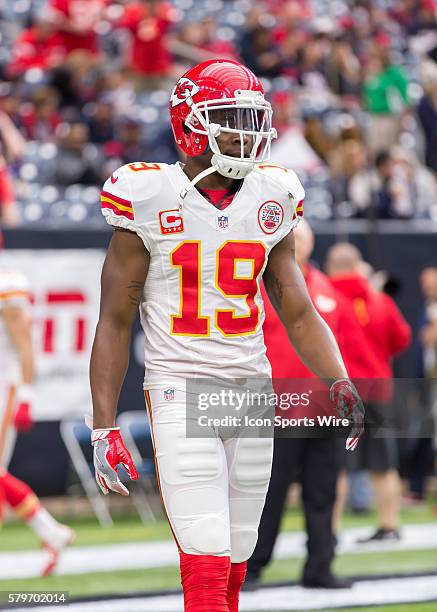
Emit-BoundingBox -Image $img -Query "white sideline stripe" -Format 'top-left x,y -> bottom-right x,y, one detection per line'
11,575 -> 437,612
1,523 -> 437,579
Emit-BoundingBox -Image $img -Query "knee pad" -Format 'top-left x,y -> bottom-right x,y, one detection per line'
168,485 -> 230,555
188,515 -> 231,555
230,438 -> 273,492
230,526 -> 258,563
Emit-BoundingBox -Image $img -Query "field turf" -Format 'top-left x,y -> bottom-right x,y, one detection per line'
0,503 -> 436,611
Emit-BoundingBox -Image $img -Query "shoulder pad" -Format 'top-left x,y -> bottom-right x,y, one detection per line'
100,162 -> 165,221
255,164 -> 305,223
100,162 -> 166,250
256,164 -> 305,200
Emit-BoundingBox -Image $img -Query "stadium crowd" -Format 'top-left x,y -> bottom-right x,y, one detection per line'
0,0 -> 435,226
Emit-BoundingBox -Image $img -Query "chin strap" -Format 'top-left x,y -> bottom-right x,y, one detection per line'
180,164 -> 219,208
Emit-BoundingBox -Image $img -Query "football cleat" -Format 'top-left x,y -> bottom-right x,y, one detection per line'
41,525 -> 75,577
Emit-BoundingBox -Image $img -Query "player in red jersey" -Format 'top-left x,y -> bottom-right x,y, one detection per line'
90,60 -> 364,611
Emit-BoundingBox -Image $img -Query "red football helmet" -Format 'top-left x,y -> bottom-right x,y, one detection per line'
169,59 -> 277,180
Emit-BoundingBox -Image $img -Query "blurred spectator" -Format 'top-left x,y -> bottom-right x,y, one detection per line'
405,267 -> 437,504
118,0 -> 177,88
92,70 -> 136,117
7,18 -> 65,78
363,45 -> 411,155
45,0 -> 106,56
270,92 -> 323,173
0,111 -> 26,226
247,221 -> 370,590
19,88 -> 62,142
325,37 -> 361,98
200,17 -> 238,60
84,98 -> 115,145
349,148 -> 437,218
103,118 -> 149,166
49,122 -> 102,186
329,136 -> 368,204
0,0 -> 433,221
419,267 -> 437,380
418,56 -> 437,175
171,22 -> 214,68
50,52 -> 98,111
326,243 -> 411,543
298,33 -> 331,89
390,0 -> 437,35
240,26 -> 283,78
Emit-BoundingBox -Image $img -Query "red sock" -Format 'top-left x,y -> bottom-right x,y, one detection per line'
1,472 -> 40,520
227,561 -> 247,612
180,552 -> 231,612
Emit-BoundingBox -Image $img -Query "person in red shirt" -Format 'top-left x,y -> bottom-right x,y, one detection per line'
246,221 -> 369,590
45,0 -> 106,56
7,19 -> 65,78
118,0 -> 176,87
326,242 -> 411,542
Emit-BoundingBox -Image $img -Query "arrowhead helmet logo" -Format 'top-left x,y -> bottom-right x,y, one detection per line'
170,77 -> 201,107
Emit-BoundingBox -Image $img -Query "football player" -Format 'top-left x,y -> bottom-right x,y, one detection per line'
90,60 -> 364,611
0,230 -> 74,576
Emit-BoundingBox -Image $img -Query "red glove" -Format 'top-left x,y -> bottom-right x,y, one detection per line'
91,428 -> 139,496
330,379 -> 365,451
13,386 -> 34,432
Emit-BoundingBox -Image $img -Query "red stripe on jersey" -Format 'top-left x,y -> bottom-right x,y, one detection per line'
101,190 -> 132,207
101,199 -> 134,221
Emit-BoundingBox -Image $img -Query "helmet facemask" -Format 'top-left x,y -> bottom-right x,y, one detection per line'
185,90 -> 277,179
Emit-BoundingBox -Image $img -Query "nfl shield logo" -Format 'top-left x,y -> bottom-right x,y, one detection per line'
164,388 -> 175,401
217,215 -> 229,229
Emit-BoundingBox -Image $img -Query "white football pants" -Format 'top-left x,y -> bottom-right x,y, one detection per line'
145,386 -> 273,563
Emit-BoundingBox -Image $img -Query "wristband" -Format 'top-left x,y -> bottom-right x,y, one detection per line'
16,384 -> 34,404
91,427 -> 120,444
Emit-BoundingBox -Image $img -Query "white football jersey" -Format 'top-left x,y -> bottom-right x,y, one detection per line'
100,162 -> 304,387
0,269 -> 30,384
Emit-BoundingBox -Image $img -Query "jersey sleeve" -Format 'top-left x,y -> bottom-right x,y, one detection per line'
0,272 -> 30,311
100,165 -> 152,251
287,169 -> 305,229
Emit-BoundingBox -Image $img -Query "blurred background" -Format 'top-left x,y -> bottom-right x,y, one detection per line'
0,0 -> 436,611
